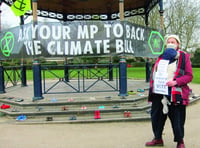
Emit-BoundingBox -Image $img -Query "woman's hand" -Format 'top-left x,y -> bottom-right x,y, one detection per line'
166,80 -> 177,87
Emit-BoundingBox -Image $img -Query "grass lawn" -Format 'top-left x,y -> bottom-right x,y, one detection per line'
4,67 -> 200,84
191,68 -> 200,84
127,67 -> 146,79
127,67 -> 200,84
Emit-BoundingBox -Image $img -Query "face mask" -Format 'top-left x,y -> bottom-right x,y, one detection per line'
163,48 -> 177,62
166,43 -> 177,49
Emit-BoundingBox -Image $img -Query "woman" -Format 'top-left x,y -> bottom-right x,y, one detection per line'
145,34 -> 193,148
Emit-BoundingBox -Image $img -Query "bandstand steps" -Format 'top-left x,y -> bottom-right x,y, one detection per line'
0,95 -> 199,124
12,113 -> 151,124
0,95 -> 152,123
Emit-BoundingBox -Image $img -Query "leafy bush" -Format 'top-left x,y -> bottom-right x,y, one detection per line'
131,62 -> 145,67
192,63 -> 200,68
191,48 -> 200,65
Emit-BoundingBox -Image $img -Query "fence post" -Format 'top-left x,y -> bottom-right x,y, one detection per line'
64,57 -> 69,82
145,58 -> 151,82
0,61 -> 5,93
108,57 -> 113,81
118,56 -> 128,97
32,59 -> 43,101
21,59 -> 27,87
13,67 -> 17,86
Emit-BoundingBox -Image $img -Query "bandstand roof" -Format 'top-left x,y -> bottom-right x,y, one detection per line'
2,0 -> 161,21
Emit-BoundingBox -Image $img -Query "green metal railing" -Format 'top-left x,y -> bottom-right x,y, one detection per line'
41,64 -> 119,94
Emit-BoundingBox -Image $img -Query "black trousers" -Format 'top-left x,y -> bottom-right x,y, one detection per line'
150,94 -> 186,142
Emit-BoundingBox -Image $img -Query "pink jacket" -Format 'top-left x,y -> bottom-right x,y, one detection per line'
174,51 -> 193,105
149,50 -> 193,105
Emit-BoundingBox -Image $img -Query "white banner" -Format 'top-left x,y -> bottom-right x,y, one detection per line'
153,60 -> 169,95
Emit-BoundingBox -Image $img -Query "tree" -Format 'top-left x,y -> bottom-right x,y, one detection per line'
164,0 -> 200,51
127,5 -> 161,29
191,48 -> 200,66
128,0 -> 200,51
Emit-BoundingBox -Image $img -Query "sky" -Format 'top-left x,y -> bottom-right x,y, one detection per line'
1,0 -> 200,29
1,3 -> 20,29
0,3 -> 57,30
0,0 -> 183,30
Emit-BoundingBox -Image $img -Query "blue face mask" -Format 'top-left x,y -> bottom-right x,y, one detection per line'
163,48 -> 177,63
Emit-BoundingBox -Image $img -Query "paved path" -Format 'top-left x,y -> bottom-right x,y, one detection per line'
0,81 -> 199,148
0,100 -> 200,148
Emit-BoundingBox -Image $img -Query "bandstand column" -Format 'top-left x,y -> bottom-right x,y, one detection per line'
145,12 -> 151,82
32,0 -> 43,101
20,16 -> 27,87
159,0 -> 164,33
118,0 -> 128,96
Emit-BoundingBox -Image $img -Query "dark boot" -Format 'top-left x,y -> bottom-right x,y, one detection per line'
177,140 -> 185,148
145,138 -> 164,147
